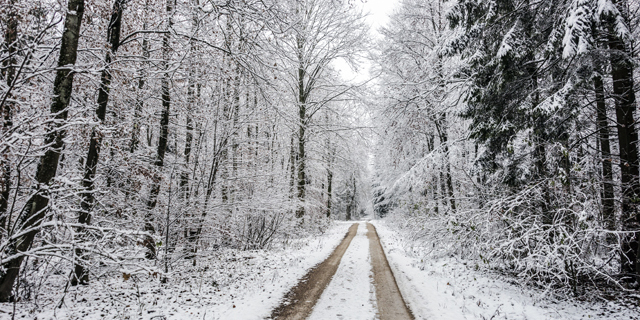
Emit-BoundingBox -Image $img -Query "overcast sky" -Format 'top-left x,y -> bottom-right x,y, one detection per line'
362,0 -> 398,34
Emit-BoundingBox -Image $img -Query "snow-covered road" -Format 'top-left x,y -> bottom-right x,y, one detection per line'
308,223 -> 377,320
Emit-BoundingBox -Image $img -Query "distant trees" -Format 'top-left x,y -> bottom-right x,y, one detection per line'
374,0 -> 464,217
272,0 -> 368,218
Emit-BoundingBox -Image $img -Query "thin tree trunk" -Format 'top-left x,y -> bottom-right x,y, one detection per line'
326,170 -> 333,217
289,134 -> 296,197
130,0 -> 150,154
186,134 -> 223,264
594,74 -> 615,231
181,0 -> 199,200
72,0 -> 124,286
220,76 -> 231,205
231,67 -> 241,201
296,32 -> 307,218
0,0 -> 85,302
326,143 -> 334,218
144,0 -> 174,260
426,134 -> 439,214
180,114 -> 193,197
435,117 -> 455,212
181,72 -> 195,198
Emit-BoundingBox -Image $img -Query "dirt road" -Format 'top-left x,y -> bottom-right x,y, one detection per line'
270,222 -> 413,320
269,223 -> 360,320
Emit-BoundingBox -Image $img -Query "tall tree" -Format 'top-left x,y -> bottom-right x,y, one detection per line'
602,0 -> 640,278
277,0 -> 367,218
72,0 -> 125,286
0,0 -> 85,301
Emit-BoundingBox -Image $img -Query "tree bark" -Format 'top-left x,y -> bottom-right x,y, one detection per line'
594,74 -> 615,231
130,0 -> 150,154
326,170 -> 333,217
435,116 -> 456,212
181,5 -> 197,199
289,135 -> 296,197
0,0 -> 85,301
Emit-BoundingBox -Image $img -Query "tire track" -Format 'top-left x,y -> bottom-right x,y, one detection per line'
269,222 -> 414,320
367,222 -> 414,320
269,223 -> 359,320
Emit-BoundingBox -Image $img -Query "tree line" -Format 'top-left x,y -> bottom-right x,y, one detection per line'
373,0 -> 640,294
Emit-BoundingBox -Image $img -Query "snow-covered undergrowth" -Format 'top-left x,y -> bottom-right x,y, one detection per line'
379,173 -> 633,295
373,220 -> 640,319
1,222 -> 352,320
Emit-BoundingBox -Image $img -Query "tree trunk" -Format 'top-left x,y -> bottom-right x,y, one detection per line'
427,134 -> 439,214
144,0 -> 174,260
326,170 -> 333,217
130,0 -> 150,153
186,132 -> 224,264
181,9 -> 197,199
0,0 -> 18,236
605,0 -> 640,277
72,0 -> 124,286
0,0 -> 85,302
289,134 -> 296,197
594,74 -> 615,231
435,116 -> 455,212
296,33 -> 307,218
231,66 -> 241,202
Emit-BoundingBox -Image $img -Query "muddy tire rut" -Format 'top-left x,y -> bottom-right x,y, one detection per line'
269,223 -> 359,320
269,222 -> 413,320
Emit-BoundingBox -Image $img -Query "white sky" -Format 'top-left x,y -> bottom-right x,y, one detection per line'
362,0 -> 399,33
333,0 -> 400,82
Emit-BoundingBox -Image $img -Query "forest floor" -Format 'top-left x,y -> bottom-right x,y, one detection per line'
1,222 -> 354,320
3,220 -> 639,320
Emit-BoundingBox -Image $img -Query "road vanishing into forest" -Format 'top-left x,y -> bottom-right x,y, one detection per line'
269,222 -> 414,320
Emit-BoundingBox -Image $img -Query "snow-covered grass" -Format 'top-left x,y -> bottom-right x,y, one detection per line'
372,220 -> 640,320
308,222 -> 377,320
2,222 -> 353,320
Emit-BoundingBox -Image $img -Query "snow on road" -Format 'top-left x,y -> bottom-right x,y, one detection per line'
308,222 -> 377,320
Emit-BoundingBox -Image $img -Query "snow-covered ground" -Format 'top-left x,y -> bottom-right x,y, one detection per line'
309,222 -> 377,320
372,220 -> 639,320
2,222 -> 353,320
8,219 -> 637,320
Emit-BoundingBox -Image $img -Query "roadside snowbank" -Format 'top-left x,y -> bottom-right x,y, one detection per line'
372,220 -> 637,320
